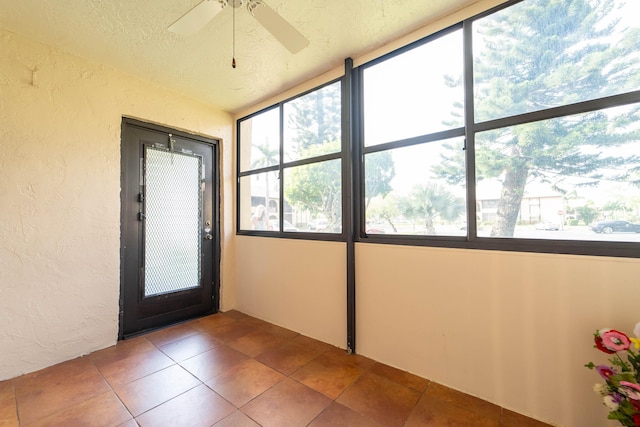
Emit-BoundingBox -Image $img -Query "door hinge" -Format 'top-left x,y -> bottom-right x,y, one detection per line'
138,212 -> 146,221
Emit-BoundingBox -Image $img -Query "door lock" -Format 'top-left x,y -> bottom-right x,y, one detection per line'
204,234 -> 213,240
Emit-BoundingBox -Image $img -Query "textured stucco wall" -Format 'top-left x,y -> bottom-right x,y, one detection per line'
0,29 -> 233,381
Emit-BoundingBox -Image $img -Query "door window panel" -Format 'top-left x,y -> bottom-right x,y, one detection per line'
143,147 -> 202,297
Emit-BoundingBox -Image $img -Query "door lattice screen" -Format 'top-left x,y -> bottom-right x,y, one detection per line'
143,147 -> 203,297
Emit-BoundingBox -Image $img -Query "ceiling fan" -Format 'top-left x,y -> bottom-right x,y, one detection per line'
168,0 -> 310,54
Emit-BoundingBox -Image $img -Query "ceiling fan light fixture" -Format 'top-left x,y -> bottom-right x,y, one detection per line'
168,0 -> 309,55
246,0 -> 310,54
168,0 -> 227,36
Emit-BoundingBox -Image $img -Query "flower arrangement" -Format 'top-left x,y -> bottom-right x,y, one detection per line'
586,323 -> 640,426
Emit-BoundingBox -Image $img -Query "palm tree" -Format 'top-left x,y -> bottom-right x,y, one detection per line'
400,183 -> 464,234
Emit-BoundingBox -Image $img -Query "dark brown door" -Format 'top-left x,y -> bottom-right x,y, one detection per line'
120,118 -> 219,338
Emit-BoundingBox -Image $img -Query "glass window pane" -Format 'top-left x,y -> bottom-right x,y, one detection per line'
239,107 -> 280,172
283,82 -> 342,162
473,0 -> 640,122
144,147 -> 202,297
283,159 -> 342,233
363,29 -> 464,146
365,138 -> 467,235
475,103 -> 640,242
238,172 -> 280,231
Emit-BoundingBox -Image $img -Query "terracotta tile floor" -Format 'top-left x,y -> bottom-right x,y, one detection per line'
0,311 -> 554,426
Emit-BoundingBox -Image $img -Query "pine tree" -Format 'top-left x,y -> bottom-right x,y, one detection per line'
436,0 -> 640,237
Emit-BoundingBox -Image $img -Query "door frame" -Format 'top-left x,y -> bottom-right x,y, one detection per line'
119,117 -> 221,339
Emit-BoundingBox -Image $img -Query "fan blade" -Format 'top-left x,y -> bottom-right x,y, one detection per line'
168,0 -> 224,36
248,1 -> 309,53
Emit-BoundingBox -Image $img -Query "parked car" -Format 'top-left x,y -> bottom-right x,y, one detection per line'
535,221 -> 560,231
308,219 -> 329,232
366,227 -> 386,234
589,220 -> 640,234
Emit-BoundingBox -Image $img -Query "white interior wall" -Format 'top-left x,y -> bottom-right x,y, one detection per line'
0,29 -> 234,380
234,237 -> 346,348
357,244 -> 638,427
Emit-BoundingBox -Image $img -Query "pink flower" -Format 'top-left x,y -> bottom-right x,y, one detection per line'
619,382 -> 640,400
599,329 -> 631,352
596,365 -> 616,379
595,335 -> 616,354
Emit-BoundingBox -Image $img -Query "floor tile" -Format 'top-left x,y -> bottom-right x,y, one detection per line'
94,347 -> 175,387
188,313 -> 237,332
405,391 -> 499,427
113,364 -> 200,416
308,402 -> 383,427
257,335 -> 332,376
24,391 -> 132,427
221,310 -> 251,321
2,312 -> 555,427
258,323 -> 300,340
135,384 -> 235,427
225,328 -> 288,358
179,344 -> 249,382
143,323 -> 199,348
291,347 -> 375,399
205,321 -> 257,344
368,362 -> 429,392
158,332 -> 221,362
14,358 -> 110,425
88,337 -> 156,366
501,409 -> 553,427
242,378 -> 331,427
424,382 -> 501,420
336,371 -> 421,427
213,410 -> 260,427
206,359 -> 285,407
234,316 -> 272,330
0,394 -> 18,427
117,420 -> 139,427
13,357 -> 96,393
0,380 -> 14,401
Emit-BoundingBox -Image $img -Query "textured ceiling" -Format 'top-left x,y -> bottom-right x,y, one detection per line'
0,0 -> 475,113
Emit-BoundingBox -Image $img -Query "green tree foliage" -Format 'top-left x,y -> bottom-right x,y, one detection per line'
286,83 -> 341,152
367,194 -> 400,232
435,0 -> 640,237
365,151 -> 395,208
284,141 -> 342,229
575,204 -> 598,225
284,83 -> 396,226
399,183 -> 464,234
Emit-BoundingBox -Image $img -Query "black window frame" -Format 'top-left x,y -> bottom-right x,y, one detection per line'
236,78 -> 347,242
237,0 -> 640,259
